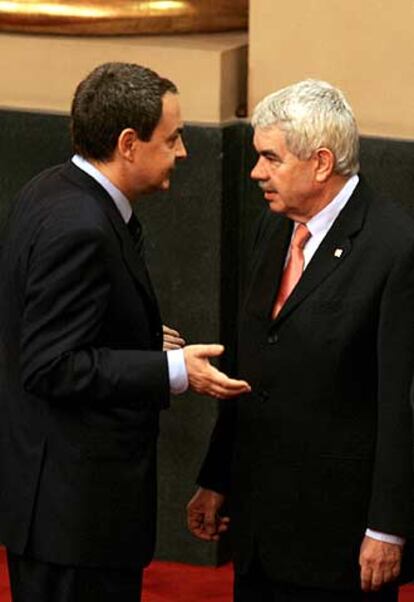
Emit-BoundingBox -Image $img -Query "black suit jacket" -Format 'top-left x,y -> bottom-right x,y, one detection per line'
0,161 -> 169,568
199,178 -> 414,589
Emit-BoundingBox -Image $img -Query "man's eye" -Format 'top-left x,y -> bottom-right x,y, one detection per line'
267,156 -> 280,164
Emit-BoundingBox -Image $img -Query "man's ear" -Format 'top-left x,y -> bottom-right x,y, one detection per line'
117,128 -> 139,161
314,147 -> 335,183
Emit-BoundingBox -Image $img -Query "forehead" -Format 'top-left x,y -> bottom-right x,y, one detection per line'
157,92 -> 183,132
253,125 -> 286,152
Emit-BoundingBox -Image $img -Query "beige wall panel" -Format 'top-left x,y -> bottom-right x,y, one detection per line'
249,0 -> 414,139
221,46 -> 248,119
0,32 -> 247,123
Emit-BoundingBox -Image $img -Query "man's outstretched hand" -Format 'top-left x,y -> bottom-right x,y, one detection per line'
184,344 -> 251,399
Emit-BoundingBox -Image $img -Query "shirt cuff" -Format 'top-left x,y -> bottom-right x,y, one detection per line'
166,348 -> 189,395
365,528 -> 405,546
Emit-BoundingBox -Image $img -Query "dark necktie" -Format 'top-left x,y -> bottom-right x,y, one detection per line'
127,212 -> 145,258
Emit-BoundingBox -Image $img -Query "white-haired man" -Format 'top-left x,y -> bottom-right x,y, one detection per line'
187,80 -> 414,601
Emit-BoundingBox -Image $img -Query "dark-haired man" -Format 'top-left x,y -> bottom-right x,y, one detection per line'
0,62 -> 250,602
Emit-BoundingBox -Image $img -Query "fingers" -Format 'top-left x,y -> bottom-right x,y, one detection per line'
184,344 -> 251,398
382,567 -> 395,586
187,511 -> 215,541
191,344 -> 225,359
217,516 -> 231,534
359,537 -> 402,592
391,562 -> 402,579
206,368 -> 251,398
162,324 -> 186,350
163,337 -> 186,350
204,508 -> 219,536
187,506 -> 217,542
370,568 -> 383,592
209,365 -> 248,388
361,564 -> 393,592
186,488 -> 227,542
209,382 -> 251,399
162,324 -> 181,340
195,377 -> 251,399
360,564 -> 372,593
187,511 -> 230,541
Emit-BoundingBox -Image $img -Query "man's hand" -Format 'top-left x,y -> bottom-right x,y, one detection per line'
359,535 -> 403,592
187,487 -> 229,542
163,324 -> 186,350
183,344 -> 251,399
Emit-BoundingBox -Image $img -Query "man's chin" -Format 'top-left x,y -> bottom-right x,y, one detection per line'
264,192 -> 280,209
160,179 -> 170,191
135,179 -> 170,198
148,179 -> 170,194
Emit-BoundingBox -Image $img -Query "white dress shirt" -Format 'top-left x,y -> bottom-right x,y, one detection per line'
285,175 -> 359,269
72,155 -> 188,395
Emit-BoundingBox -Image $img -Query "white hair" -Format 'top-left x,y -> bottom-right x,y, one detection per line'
252,79 -> 359,176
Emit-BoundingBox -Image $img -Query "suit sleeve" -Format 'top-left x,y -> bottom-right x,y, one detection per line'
196,211 -> 272,493
368,242 -> 414,536
197,399 -> 238,494
20,220 -> 169,409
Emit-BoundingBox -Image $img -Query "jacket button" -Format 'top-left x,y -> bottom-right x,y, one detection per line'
259,390 -> 269,402
267,332 -> 278,344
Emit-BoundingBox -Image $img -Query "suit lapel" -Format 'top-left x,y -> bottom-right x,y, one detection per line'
62,161 -> 157,305
274,181 -> 369,323
244,214 -> 293,318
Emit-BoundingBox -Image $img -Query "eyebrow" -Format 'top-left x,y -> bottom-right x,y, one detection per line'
259,148 -> 281,160
168,126 -> 184,140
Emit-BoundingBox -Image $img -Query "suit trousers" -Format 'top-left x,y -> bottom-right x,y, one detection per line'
7,550 -> 143,602
234,555 -> 399,602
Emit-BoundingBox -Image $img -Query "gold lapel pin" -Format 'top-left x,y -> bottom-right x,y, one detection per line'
334,248 -> 344,258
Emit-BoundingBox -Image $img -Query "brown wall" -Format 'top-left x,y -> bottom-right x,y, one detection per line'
249,0 -> 414,139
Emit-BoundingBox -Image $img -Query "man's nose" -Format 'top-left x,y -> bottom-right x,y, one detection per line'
176,136 -> 187,160
251,157 -> 265,180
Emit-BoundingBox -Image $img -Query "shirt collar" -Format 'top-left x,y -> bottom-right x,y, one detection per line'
306,174 -> 359,238
72,154 -> 132,223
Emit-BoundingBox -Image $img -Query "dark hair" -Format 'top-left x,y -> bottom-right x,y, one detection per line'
71,62 -> 178,161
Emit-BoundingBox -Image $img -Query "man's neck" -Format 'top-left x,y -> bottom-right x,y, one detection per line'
89,158 -> 120,189
318,175 -> 349,211
296,174 -> 350,223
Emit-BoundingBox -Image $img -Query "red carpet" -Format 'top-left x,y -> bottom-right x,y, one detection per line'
142,560 -> 233,602
1,546 -> 414,601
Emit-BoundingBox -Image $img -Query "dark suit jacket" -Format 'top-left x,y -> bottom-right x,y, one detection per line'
0,161 -> 169,569
198,178 -> 414,590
